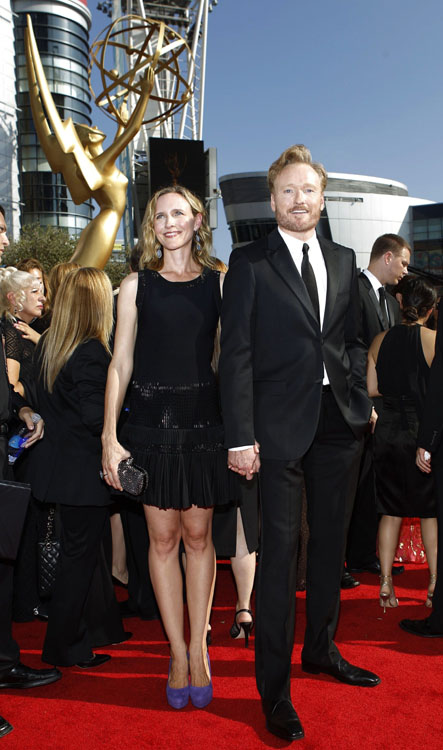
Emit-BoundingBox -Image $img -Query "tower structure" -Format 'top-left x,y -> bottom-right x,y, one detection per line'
97,0 -> 219,240
14,0 -> 93,233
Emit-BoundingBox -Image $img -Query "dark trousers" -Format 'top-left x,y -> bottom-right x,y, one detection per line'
0,558 -> 19,675
255,391 -> 363,702
345,432 -> 379,568
42,504 -> 116,666
428,443 -> 443,630
0,435 -> 20,675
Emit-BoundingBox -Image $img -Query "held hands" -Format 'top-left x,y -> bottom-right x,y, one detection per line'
101,437 -> 131,491
227,442 -> 260,481
17,408 -> 44,447
416,447 -> 432,474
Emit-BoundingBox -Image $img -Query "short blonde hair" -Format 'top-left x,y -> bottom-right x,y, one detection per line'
139,185 -> 226,272
40,267 -> 113,392
0,267 -> 38,319
268,144 -> 328,193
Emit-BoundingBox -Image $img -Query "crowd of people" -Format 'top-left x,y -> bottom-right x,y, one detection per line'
1,143 -> 443,743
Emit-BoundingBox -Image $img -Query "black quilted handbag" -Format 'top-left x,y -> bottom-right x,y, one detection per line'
37,506 -> 60,599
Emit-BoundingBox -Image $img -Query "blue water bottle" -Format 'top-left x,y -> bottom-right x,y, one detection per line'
8,413 -> 42,464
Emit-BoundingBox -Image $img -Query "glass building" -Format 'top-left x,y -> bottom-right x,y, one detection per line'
13,0 -> 92,233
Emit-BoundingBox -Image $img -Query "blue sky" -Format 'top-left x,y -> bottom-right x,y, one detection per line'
90,0 -> 443,263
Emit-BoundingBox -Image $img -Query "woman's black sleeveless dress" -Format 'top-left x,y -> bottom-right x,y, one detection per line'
373,324 -> 436,517
119,268 -> 237,510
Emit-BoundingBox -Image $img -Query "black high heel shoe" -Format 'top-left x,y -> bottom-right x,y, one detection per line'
230,609 -> 254,648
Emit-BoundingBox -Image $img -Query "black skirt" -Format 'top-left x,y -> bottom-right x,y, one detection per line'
374,396 -> 436,517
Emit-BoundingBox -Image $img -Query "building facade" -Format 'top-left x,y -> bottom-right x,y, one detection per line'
13,0 -> 92,234
0,0 -> 20,238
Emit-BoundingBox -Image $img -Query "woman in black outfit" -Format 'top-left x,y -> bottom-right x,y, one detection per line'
367,276 -> 438,611
23,267 -> 124,666
102,186 -> 237,709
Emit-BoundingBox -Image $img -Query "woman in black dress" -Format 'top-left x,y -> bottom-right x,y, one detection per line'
102,186 -> 237,709
367,277 -> 438,611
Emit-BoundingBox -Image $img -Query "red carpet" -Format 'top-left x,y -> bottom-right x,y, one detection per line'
1,563 -> 443,749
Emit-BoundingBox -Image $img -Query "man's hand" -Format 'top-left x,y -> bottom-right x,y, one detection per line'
416,447 -> 432,474
17,407 -> 44,447
228,443 -> 260,481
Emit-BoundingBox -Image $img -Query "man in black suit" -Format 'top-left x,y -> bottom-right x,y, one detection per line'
400,300 -> 443,638
346,234 -> 410,578
0,207 -> 61,737
219,146 -> 380,743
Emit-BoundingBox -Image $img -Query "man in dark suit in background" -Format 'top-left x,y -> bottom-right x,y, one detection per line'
219,146 -> 380,743
400,300 -> 443,638
345,234 -> 410,581
0,206 -> 61,738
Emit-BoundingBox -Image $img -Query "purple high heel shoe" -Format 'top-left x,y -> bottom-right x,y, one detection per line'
166,659 -> 189,709
189,652 -> 213,709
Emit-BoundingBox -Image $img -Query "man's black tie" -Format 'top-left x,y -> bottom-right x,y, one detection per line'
301,243 -> 320,322
378,287 -> 389,329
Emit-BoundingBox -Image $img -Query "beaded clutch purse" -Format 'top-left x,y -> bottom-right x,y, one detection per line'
117,457 -> 148,497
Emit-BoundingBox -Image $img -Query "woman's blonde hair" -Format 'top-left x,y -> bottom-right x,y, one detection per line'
139,185 -> 226,272
0,267 -> 38,319
40,267 -> 113,392
46,261 -> 81,312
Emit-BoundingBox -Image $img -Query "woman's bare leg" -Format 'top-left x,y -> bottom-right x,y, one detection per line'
420,517 -> 438,603
144,506 -> 188,689
110,512 -> 128,585
378,514 -> 402,606
230,509 -> 256,629
181,506 -> 215,687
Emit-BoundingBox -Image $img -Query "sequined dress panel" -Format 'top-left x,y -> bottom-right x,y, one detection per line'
120,268 -> 236,509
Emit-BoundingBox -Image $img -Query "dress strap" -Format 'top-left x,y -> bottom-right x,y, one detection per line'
136,270 -> 149,311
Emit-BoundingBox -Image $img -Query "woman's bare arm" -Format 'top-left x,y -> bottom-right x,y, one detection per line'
101,273 -> 138,490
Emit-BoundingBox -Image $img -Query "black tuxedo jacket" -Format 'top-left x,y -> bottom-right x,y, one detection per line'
22,338 -> 111,506
358,272 -> 401,348
418,301 -> 443,452
219,229 -> 372,460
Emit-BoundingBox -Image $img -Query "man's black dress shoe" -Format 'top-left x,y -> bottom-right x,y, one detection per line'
263,699 -> 304,741
348,560 -> 404,576
302,657 -> 380,687
0,716 -> 13,738
341,570 -> 360,589
76,653 -> 111,669
399,618 -> 443,638
0,662 -> 61,689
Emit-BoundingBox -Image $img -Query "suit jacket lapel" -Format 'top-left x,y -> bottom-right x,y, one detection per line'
319,238 -> 339,332
359,273 -> 387,329
265,229 -> 319,324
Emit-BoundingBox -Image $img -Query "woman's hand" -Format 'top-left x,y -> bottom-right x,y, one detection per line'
101,437 -> 131,491
14,321 -> 41,345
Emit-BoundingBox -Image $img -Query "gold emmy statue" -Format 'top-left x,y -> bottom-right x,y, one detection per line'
25,15 -> 194,268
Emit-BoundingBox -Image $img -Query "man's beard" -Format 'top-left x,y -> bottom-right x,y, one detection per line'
275,206 -> 321,236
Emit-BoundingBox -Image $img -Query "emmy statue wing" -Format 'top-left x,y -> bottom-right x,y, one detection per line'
25,16 -> 104,196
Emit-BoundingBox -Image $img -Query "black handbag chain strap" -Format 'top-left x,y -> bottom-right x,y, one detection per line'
43,506 -> 56,545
